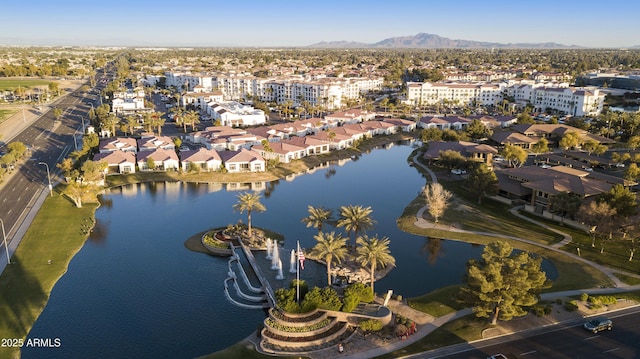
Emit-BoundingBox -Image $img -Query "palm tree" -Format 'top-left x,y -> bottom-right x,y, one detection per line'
310,231 -> 348,286
301,206 -> 333,234
356,235 -> 395,293
337,205 -> 375,246
232,192 -> 266,238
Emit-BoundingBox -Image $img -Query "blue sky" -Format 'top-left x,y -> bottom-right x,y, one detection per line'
1,0 -> 638,47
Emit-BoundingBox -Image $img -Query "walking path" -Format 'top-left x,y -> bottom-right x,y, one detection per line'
297,153 -> 640,359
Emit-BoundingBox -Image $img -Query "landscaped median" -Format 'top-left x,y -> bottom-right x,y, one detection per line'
0,190 -> 98,358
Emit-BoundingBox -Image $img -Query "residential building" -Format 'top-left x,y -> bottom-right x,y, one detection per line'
93,151 -> 136,174
180,148 -> 222,172
137,148 -> 180,171
219,148 -> 265,173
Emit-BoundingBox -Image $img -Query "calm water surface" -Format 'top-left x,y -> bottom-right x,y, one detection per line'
23,144 -> 556,358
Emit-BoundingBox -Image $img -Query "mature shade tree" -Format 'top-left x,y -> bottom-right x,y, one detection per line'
465,119 -> 492,140
57,158 -> 75,180
460,241 -> 548,325
301,206 -> 333,235
577,201 -> 617,247
465,163 -> 498,204
421,128 -> 443,142
62,182 -> 99,208
53,108 -> 63,121
423,182 -> 453,223
581,140 -> 607,156
310,231 -> 348,286
337,205 -> 375,246
438,149 -> 467,173
100,113 -> 119,137
530,138 -> 549,155
516,113 -> 536,125
232,191 -> 266,238
627,135 -> 640,151
624,163 -> 640,183
611,152 -> 631,166
356,235 -> 395,293
601,184 -> 637,219
548,191 -> 582,223
500,144 -> 527,168
558,131 -> 581,150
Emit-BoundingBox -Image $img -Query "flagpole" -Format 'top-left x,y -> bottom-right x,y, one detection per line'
296,240 -> 300,303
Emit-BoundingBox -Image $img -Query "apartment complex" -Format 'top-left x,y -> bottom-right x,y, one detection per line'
164,71 -> 383,110
406,80 -> 605,117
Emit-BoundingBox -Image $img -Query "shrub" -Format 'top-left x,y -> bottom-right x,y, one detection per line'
588,295 -> 617,306
532,306 -> 545,317
564,300 -> 579,312
289,279 -> 308,301
344,282 -> 374,303
359,319 -> 383,332
275,288 -> 300,313
342,295 -> 359,313
544,305 -> 553,315
396,294 -> 403,302
556,298 -> 563,305
301,286 -> 342,312
580,293 -> 589,302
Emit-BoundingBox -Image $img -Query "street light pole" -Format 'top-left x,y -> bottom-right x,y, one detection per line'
39,162 -> 53,197
73,129 -> 79,151
0,218 -> 9,265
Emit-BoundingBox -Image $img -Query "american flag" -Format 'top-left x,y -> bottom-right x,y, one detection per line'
298,250 -> 305,270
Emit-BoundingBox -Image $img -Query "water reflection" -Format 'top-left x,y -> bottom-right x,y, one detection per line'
421,237 -> 444,265
23,145 -> 558,359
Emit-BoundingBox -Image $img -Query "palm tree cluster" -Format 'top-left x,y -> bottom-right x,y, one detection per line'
302,205 -> 395,293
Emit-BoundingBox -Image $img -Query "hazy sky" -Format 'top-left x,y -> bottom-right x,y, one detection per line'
1,0 -> 638,48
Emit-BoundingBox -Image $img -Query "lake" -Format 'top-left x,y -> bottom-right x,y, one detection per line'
23,143 -> 556,358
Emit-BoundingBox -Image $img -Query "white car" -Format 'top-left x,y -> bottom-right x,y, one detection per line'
615,163 -> 625,168
539,164 -> 551,169
487,355 -> 508,359
451,169 -> 466,175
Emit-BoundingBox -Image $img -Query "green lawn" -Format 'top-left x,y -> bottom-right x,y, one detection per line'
0,109 -> 17,124
0,78 -> 52,91
0,189 -> 97,358
407,285 -> 466,317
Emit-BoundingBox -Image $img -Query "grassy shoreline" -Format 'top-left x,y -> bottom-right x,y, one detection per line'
0,130 -> 629,358
0,190 -> 97,358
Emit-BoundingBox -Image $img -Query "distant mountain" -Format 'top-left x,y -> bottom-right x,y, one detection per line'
309,32 -> 581,49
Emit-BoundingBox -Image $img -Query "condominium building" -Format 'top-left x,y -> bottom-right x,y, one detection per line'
164,71 -> 383,110
407,80 -> 605,116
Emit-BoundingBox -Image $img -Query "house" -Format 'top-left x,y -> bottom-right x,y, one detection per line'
510,124 -> 615,147
137,134 -> 176,152
324,109 -> 376,126
219,148 -> 265,172
180,148 -> 222,172
495,165 -> 614,211
490,131 -> 539,150
423,141 -> 498,166
284,136 -> 331,156
310,131 -> 354,150
206,101 -> 266,127
418,115 -> 472,130
98,137 -> 138,154
382,118 -> 417,132
187,126 -> 264,151
137,148 -> 180,171
93,151 -> 136,174
252,141 -> 307,164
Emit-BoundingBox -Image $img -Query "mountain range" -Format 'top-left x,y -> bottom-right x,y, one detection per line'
308,32 -> 584,49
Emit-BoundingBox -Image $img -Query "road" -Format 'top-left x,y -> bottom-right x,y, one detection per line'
0,66 -> 111,265
423,307 -> 640,359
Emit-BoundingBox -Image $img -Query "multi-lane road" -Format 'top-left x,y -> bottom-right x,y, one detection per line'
417,307 -> 640,359
0,67 -> 110,263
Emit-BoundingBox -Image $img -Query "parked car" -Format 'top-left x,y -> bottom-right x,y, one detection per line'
583,317 -> 612,333
615,163 -> 625,168
179,146 -> 190,152
539,164 -> 551,169
451,168 -> 467,175
487,355 -> 508,359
